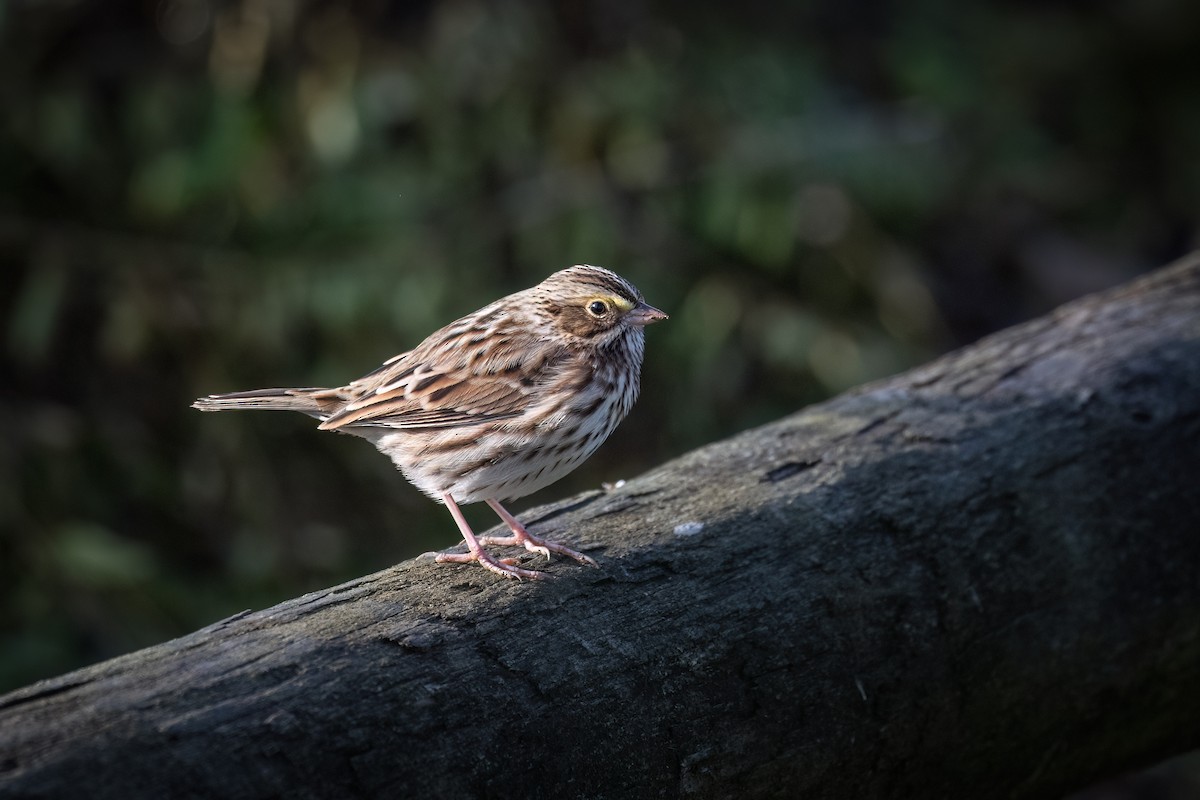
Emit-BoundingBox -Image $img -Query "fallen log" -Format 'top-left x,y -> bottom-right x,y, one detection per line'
3,255 -> 1199,799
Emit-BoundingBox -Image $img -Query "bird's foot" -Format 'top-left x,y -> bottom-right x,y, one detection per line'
433,548 -> 548,581
477,526 -> 598,567
481,498 -> 599,567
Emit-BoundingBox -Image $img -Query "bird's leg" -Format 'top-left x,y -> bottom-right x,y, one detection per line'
478,499 -> 599,567
433,493 -> 546,580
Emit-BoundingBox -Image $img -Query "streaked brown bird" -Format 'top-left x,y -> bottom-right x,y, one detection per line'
193,265 -> 667,579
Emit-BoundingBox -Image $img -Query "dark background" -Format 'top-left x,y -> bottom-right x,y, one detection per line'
2,3 -> 1198,789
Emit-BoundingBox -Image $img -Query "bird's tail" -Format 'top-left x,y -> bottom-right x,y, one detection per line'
191,387 -> 340,420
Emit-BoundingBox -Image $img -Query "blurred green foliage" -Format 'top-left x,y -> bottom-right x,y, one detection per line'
2,0 -> 1198,693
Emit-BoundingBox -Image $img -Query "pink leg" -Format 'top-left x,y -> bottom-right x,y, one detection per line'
433,493 -> 545,580
478,499 -> 598,567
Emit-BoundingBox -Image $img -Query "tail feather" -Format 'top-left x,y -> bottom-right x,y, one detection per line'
191,387 -> 337,420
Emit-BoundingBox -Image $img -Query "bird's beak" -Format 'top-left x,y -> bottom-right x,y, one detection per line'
627,302 -> 669,327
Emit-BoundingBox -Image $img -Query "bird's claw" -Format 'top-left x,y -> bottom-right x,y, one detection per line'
477,532 -> 595,567
434,549 -> 547,580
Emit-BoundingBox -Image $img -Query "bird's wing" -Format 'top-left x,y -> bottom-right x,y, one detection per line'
317,321 -> 572,432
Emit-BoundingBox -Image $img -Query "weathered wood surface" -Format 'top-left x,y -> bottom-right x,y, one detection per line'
3,255 -> 1200,800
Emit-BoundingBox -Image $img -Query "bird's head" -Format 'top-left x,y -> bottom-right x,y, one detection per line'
534,265 -> 667,349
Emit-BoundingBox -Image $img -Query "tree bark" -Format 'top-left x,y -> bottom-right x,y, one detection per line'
3,255 -> 1200,800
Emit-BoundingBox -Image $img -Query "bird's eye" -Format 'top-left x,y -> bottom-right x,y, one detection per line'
586,300 -> 610,317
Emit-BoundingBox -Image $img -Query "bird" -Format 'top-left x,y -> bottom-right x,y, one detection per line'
192,265 -> 667,580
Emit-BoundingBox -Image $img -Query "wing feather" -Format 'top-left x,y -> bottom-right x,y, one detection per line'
317,308 -> 573,432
